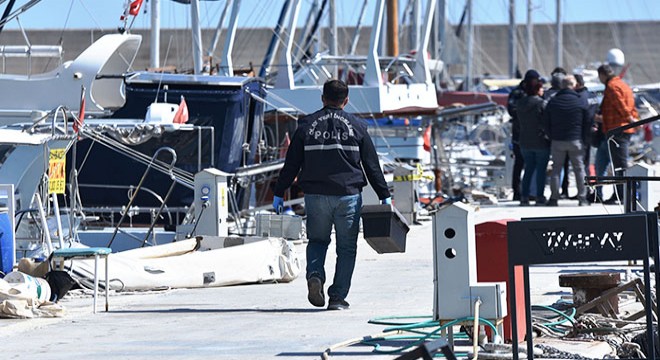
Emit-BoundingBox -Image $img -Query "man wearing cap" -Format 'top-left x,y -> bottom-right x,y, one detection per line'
273,79 -> 391,311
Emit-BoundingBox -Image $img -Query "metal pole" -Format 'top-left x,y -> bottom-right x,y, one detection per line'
555,0 -> 562,67
349,0 -> 368,55
413,0 -> 421,52
526,0 -> 533,69
259,0 -> 290,78
329,0 -> 338,77
190,0 -> 203,74
150,0 -> 160,69
465,0 -> 473,91
207,0 -> 233,58
220,0 -> 242,77
508,0 -> 516,78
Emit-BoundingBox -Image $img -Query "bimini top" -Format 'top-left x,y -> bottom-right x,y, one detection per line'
124,72 -> 260,87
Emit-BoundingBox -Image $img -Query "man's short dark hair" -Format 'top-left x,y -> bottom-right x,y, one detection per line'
551,67 -> 567,76
323,80 -> 349,103
597,64 -> 614,77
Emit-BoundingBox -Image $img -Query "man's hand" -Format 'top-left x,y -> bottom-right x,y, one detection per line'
381,197 -> 392,205
594,114 -> 603,123
273,196 -> 284,214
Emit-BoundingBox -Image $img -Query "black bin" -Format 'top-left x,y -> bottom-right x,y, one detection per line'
361,204 -> 410,253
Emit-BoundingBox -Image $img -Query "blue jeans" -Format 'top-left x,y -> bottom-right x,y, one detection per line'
521,148 -> 550,199
305,193 -> 362,301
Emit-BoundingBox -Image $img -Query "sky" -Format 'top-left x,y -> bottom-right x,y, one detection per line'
2,0 -> 659,31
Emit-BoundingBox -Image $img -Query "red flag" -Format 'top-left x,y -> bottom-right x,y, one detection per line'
173,96 -> 189,124
74,86 -> 85,134
129,0 -> 144,16
422,125 -> 432,152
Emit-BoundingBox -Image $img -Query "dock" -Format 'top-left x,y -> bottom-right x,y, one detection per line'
0,201 -> 638,359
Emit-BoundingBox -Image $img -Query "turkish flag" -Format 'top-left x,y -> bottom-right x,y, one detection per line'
173,96 -> 189,124
129,0 -> 144,16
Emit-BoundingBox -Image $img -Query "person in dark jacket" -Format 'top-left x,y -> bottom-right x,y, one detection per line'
273,79 -> 391,311
544,75 -> 591,206
544,67 -> 571,198
516,71 -> 549,206
507,71 -> 535,201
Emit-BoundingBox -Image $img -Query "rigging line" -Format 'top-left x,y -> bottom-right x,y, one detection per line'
41,0 -> 74,73
74,0 -> 105,33
258,88 -> 305,117
154,35 -> 175,104
229,2 -> 272,67
80,128 -> 195,185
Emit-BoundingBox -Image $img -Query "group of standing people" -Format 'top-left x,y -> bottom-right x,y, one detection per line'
508,64 -> 638,206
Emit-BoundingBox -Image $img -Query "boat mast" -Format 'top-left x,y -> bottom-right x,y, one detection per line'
220,0 -> 241,76
259,0 -> 291,79
526,0 -> 533,69
329,0 -> 338,77
207,0 -> 234,61
348,0 -> 368,55
0,0 -> 17,34
150,0 -> 160,68
555,0 -> 562,67
386,0 -> 399,56
465,0 -> 473,91
508,0 -> 516,77
191,0 -> 203,74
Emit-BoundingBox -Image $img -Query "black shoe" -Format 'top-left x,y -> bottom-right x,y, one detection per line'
578,199 -> 591,206
603,197 -> 621,205
327,299 -> 350,310
519,198 -> 530,206
546,199 -> 558,206
307,277 -> 325,307
535,197 -> 547,206
559,193 -> 569,199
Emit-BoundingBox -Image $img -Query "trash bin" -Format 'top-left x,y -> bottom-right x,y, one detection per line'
475,219 -> 526,342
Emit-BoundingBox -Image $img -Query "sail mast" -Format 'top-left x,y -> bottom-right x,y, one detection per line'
387,0 -> 399,56
555,0 -> 562,67
150,0 -> 160,68
508,0 -> 516,77
191,0 -> 203,74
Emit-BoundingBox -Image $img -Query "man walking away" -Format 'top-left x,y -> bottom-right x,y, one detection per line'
594,64 -> 639,205
544,75 -> 591,206
273,80 -> 391,310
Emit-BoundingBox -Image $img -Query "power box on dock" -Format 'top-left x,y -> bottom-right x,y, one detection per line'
360,204 -> 410,253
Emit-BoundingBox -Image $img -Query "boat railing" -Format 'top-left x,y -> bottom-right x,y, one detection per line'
107,147 -> 179,248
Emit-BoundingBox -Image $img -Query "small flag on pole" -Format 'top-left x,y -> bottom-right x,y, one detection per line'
74,86 -> 85,134
173,96 -> 189,124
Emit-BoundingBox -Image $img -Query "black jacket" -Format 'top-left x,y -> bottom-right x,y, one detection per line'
516,94 -> 549,149
274,106 -> 390,200
507,83 -> 526,142
543,89 -> 590,142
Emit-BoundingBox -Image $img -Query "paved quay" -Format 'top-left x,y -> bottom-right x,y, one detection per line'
0,201 -> 634,359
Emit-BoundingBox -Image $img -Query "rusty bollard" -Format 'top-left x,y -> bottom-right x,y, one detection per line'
558,272 -> 621,314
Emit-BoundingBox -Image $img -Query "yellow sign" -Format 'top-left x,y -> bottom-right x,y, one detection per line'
48,149 -> 66,194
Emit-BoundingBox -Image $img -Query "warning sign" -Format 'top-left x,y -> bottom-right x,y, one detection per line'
48,149 -> 66,194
